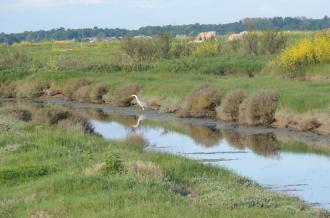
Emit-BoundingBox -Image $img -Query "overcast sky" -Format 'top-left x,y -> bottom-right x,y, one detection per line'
0,0 -> 329,33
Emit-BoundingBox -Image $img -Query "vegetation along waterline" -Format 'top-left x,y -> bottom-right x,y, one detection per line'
0,99 -> 330,217
0,29 -> 330,135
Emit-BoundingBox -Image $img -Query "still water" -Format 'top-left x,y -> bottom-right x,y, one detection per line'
90,113 -> 330,210
3,99 -> 330,210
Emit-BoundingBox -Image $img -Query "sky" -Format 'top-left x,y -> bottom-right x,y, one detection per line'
0,0 -> 329,33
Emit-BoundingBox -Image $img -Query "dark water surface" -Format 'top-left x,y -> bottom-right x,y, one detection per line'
2,99 -> 330,210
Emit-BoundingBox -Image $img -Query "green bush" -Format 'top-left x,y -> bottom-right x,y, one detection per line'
104,151 -> 124,175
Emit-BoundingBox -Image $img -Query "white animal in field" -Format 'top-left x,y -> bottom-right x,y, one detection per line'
195,31 -> 217,42
227,31 -> 248,42
131,95 -> 146,110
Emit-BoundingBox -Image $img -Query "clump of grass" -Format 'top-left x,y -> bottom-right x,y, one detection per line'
217,90 -> 246,121
111,84 -> 142,107
46,82 -> 62,96
9,109 -> 32,122
274,110 -> 323,132
178,84 -> 221,117
73,85 -> 92,102
63,78 -> 91,100
239,90 -> 278,126
0,82 -> 17,98
89,83 -> 108,103
126,160 -> 163,181
57,115 -> 94,133
16,81 -> 50,98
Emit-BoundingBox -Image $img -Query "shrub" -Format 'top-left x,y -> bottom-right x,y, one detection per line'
242,32 -> 259,55
111,84 -> 142,107
178,85 -> 221,117
170,41 -> 194,58
104,151 -> 124,175
192,41 -> 221,58
261,30 -> 287,54
63,78 -> 91,99
121,37 -> 158,62
0,82 -> 17,98
217,90 -> 246,121
16,81 -> 50,98
73,85 -> 93,102
279,33 -> 330,75
238,98 -> 249,124
89,83 -> 108,103
57,115 -> 94,133
239,90 -> 278,126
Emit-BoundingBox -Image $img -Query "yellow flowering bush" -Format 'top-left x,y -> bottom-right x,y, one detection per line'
192,41 -> 221,58
279,33 -> 330,74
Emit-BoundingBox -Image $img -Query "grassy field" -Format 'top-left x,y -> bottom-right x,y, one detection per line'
0,105 -> 328,218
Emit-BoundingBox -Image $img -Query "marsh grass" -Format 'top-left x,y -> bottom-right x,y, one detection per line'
0,109 -> 327,217
178,84 -> 221,118
217,89 -> 246,121
111,83 -> 142,107
16,81 -> 50,98
240,90 -> 278,126
63,78 -> 91,99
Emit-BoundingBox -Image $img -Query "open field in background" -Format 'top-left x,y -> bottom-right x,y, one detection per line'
0,30 -> 329,134
0,103 -> 328,218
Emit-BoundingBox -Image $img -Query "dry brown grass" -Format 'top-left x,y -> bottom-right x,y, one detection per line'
144,96 -> 180,113
83,162 -> 106,176
63,78 -> 91,100
239,90 -> 278,126
16,81 -> 50,98
217,90 -> 246,121
178,84 -> 221,118
73,85 -> 92,102
126,160 -> 163,181
111,84 -> 142,107
274,110 -> 329,134
46,82 -> 62,96
89,83 -> 108,103
0,81 -> 17,98
57,115 -> 94,133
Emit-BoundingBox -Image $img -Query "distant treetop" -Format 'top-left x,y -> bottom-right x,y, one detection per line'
1,16 -> 329,44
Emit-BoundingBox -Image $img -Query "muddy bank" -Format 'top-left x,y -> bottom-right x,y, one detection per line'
20,98 -> 330,145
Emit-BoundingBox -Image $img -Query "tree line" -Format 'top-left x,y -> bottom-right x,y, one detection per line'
1,16 -> 329,44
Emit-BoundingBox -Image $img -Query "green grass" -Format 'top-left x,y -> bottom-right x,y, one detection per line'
0,111 -> 326,218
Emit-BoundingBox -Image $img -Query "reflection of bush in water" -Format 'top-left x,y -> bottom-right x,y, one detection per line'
187,125 -> 222,147
240,134 -> 279,157
74,109 -> 109,120
110,114 -> 139,127
222,130 -> 245,150
222,130 -> 279,157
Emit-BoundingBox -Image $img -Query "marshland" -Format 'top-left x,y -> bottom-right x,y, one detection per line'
1,18 -> 330,217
